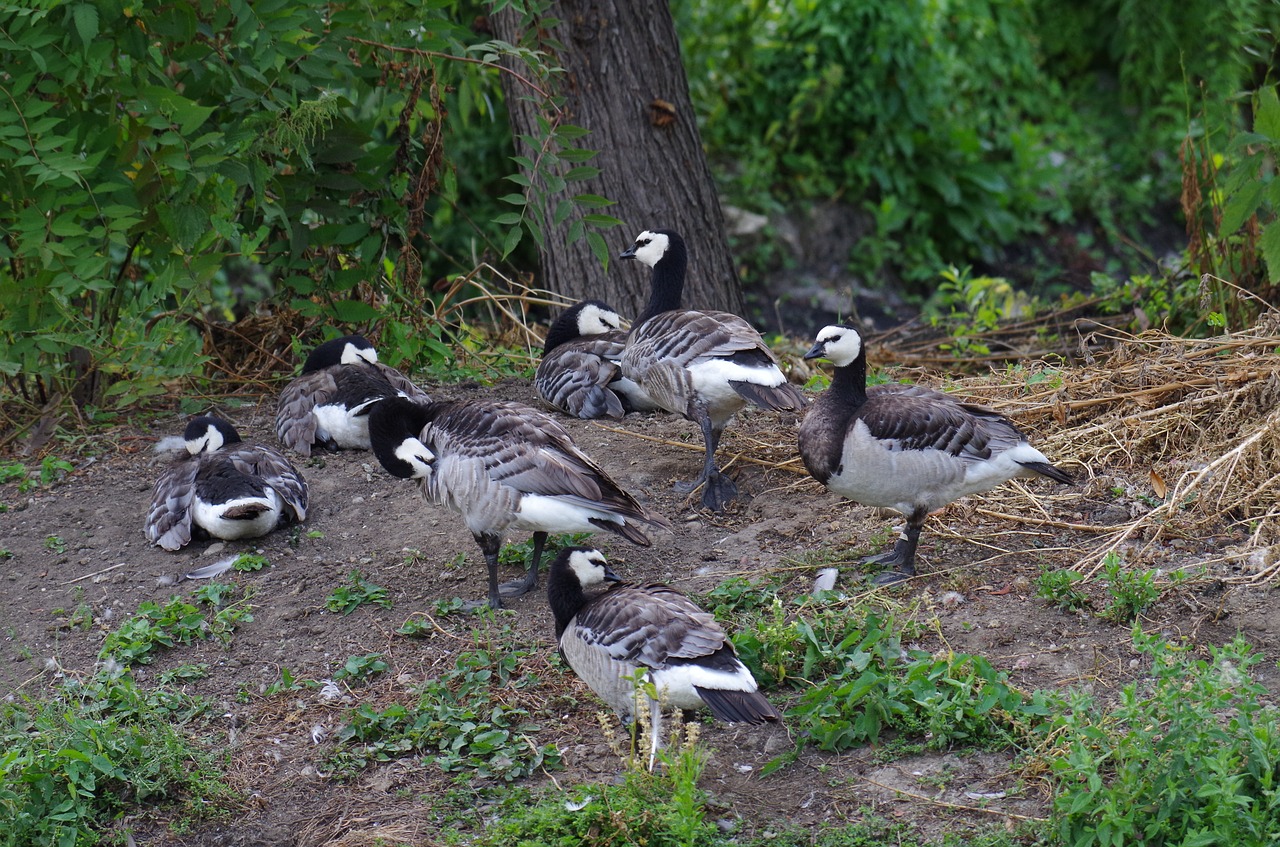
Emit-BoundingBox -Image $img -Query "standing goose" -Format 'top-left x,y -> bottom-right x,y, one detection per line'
146,416 -> 308,551
548,547 -> 780,764
619,229 -> 805,511
368,396 -> 670,609
276,334 -> 431,456
534,299 -> 656,419
797,324 -> 1074,584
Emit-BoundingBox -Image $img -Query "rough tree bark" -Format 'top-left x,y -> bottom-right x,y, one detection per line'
491,0 -> 744,319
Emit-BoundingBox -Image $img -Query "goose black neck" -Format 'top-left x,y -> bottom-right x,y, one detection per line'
829,350 -> 868,405
547,571 -> 588,639
543,310 -> 582,354
635,235 -> 688,326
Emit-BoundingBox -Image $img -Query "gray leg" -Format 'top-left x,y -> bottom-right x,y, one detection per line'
499,531 -> 546,599
868,508 -> 927,585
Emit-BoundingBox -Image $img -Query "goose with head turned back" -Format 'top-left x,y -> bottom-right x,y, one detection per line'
146,416 -> 308,551
547,546 -> 780,766
276,334 -> 431,456
619,229 -> 805,511
535,300 -> 658,419
797,324 -> 1074,584
368,396 -> 671,610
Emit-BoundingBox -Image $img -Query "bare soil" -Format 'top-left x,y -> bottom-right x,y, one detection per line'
3,372 -> 1277,846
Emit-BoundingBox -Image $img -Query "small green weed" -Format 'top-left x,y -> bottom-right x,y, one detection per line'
232,553 -> 268,572
1035,567 -> 1092,612
100,588 -> 254,667
0,461 -> 24,484
1099,551 -> 1160,622
325,569 -> 392,615
333,653 -> 389,682
44,535 -> 66,554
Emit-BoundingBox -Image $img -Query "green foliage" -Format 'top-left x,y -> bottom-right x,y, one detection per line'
498,531 -> 594,567
0,0 -> 608,417
325,569 -> 392,616
330,626 -> 559,781
1036,568 -> 1092,612
926,265 -> 1040,357
680,0 -> 1072,285
100,588 -> 254,667
473,744 -> 719,847
0,672 -> 234,847
1046,631 -> 1280,847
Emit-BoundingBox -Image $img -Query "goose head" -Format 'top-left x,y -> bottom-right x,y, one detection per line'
303,335 -> 379,374
368,397 -> 436,480
575,301 -> 624,336
183,416 -> 241,455
804,325 -> 863,368
619,229 -> 680,268
563,547 -> 622,589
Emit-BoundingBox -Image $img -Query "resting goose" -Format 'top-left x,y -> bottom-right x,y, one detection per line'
797,324 -> 1074,584
619,229 -> 805,511
146,417 -> 308,551
534,300 -> 656,419
276,334 -> 431,456
368,396 -> 671,609
547,547 -> 780,764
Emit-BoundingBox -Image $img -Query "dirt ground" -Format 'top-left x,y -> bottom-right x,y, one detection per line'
3,368 -> 1278,846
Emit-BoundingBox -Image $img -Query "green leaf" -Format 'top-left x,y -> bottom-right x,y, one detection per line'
330,299 -> 381,323
72,4 -> 99,45
586,231 -> 610,270
1256,87 -> 1280,141
501,225 -> 522,258
1222,180 -> 1265,233
1260,220 -> 1280,284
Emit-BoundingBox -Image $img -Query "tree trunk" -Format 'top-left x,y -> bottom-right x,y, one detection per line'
491,0 -> 744,320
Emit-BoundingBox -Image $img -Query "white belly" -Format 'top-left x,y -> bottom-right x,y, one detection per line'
313,404 -> 371,449
192,491 -> 282,540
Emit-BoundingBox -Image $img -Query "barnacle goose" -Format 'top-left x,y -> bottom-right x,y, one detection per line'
618,229 -> 805,511
797,324 -> 1074,584
548,547 -> 780,763
534,300 -> 657,419
368,396 -> 671,609
276,334 -> 431,456
146,416 -> 308,551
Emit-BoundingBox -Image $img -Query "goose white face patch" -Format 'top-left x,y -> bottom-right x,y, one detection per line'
340,342 -> 379,366
394,437 -> 435,478
577,303 -> 623,335
629,230 -> 670,268
185,423 -> 225,455
815,325 -> 862,367
567,548 -> 610,587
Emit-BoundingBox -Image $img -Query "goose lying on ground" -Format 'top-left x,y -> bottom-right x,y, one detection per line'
797,324 -> 1074,584
547,547 -> 780,764
146,416 -> 308,551
618,229 -> 805,511
276,334 -> 431,456
369,396 -> 670,609
535,299 -> 657,419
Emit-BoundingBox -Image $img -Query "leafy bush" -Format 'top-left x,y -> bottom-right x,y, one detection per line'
1047,631 -> 1280,847
99,588 -> 254,667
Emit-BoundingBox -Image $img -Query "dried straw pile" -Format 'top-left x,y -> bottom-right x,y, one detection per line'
928,318 -> 1280,583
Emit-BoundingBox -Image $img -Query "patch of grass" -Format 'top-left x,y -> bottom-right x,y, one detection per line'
329,624 -> 559,782
325,569 -> 392,615
44,535 -> 66,553
231,553 -> 268,572
0,672 -> 237,846
333,653 -> 389,682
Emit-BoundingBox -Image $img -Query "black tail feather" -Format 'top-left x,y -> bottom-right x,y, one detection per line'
730,379 -> 807,412
695,687 -> 782,725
